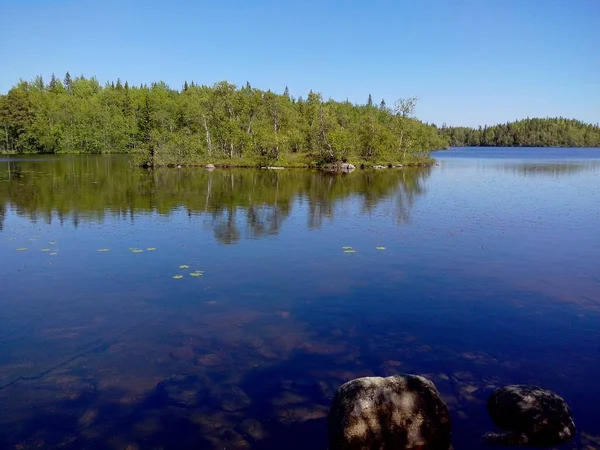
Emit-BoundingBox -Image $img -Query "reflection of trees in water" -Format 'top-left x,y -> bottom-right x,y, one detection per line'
499,161 -> 599,177
0,156 -> 432,241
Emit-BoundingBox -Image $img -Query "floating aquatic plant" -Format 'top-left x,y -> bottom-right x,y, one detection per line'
50,252 -> 58,256
173,275 -> 184,279
376,246 -> 386,250
342,246 -> 353,250
132,249 -> 144,253
49,241 -> 57,245
16,248 -> 27,251
189,272 -> 203,277
41,248 -> 51,252
179,265 -> 190,269
97,249 -> 110,252
146,248 -> 156,251
344,249 -> 356,253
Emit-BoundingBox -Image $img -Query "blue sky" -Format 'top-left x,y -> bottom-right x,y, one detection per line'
1,0 -> 598,126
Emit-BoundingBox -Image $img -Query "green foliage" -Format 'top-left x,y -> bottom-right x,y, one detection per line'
439,118 -> 600,148
0,74 -> 449,165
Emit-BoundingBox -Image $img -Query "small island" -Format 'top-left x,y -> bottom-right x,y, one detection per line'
0,74 -> 447,168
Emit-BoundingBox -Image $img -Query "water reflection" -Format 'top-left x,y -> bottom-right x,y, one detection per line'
2,152 -> 600,449
0,156 -> 431,239
497,161 -> 600,177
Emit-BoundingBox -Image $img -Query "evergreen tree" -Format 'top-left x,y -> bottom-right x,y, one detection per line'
367,94 -> 373,107
49,73 -> 58,91
64,71 -> 72,93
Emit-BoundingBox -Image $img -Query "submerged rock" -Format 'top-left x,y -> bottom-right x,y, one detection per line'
212,385 -> 252,412
156,373 -> 208,408
483,385 -> 576,447
328,374 -> 451,450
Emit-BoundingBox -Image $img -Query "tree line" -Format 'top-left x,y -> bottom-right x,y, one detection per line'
437,118 -> 600,148
0,73 -> 449,166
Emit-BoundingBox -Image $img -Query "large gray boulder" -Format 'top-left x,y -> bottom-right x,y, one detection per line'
328,374 -> 452,450
483,385 -> 576,447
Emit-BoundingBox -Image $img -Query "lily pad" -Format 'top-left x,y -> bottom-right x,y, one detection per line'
49,241 -> 57,245
376,246 -> 386,250
132,249 -> 144,253
147,248 -> 156,251
343,249 -> 356,253
41,248 -> 51,252
342,246 -> 353,250
189,272 -> 203,277
179,265 -> 190,269
50,252 -> 58,256
97,249 -> 110,252
173,275 -> 184,279
16,248 -> 28,251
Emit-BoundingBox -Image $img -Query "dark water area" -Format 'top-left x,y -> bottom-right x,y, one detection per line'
0,148 -> 599,449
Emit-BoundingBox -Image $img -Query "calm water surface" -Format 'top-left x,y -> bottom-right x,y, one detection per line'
0,148 -> 599,449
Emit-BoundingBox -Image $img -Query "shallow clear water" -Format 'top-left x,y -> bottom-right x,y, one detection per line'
0,148 -> 599,449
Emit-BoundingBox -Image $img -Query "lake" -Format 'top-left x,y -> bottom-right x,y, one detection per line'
0,148 -> 599,449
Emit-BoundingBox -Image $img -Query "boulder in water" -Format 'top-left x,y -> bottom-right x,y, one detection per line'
328,374 -> 452,450
483,385 -> 576,447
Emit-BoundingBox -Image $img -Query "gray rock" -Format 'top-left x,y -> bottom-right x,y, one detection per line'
328,374 -> 451,450
373,165 -> 387,169
322,162 -> 355,172
483,385 -> 576,447
156,373 -> 208,408
205,164 -> 216,170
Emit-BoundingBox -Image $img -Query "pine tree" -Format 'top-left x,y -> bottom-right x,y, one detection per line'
379,99 -> 386,110
49,73 -> 58,91
183,81 -> 189,91
116,78 -> 123,90
64,72 -> 72,93
283,86 -> 290,98
367,94 -> 373,107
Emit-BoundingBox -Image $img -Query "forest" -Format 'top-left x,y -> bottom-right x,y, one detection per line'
0,73 -> 448,167
438,118 -> 600,148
